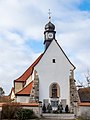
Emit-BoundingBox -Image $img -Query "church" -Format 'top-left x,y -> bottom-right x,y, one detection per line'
12,19 -> 79,112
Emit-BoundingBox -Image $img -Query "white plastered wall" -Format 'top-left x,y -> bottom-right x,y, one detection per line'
35,40 -> 74,106
25,70 -> 35,87
17,96 -> 30,103
11,91 -> 15,100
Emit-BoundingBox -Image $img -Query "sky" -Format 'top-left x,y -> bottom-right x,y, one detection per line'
0,0 -> 90,95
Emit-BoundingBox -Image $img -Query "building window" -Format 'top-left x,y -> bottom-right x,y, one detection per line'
22,82 -> 25,87
52,59 -> 56,63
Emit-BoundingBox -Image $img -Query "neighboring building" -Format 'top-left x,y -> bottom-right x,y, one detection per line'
11,20 -> 79,112
78,87 -> 90,119
78,87 -> 90,102
9,87 -> 15,100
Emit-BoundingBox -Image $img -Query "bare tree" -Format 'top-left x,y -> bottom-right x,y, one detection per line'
85,69 -> 90,87
77,70 -> 90,102
77,69 -> 90,88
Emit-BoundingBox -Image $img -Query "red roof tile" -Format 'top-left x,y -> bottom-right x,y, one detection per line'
78,87 -> 90,102
0,102 -> 39,107
16,81 -> 33,95
14,54 -> 43,82
20,102 -> 39,107
78,102 -> 90,106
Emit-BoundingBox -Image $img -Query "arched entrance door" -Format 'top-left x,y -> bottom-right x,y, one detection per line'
52,84 -> 57,98
49,83 -> 60,108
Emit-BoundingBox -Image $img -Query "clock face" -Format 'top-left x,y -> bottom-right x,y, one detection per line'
48,33 -> 53,39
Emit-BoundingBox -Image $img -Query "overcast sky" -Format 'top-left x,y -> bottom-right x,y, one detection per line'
0,0 -> 90,95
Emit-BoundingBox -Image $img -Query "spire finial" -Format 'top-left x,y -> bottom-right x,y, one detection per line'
48,9 -> 51,22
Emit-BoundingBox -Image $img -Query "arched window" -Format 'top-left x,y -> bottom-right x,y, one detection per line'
49,83 -> 60,98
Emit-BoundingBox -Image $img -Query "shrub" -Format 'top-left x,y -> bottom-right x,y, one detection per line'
65,105 -> 69,113
47,103 -> 52,113
42,103 -> 46,113
1,102 -> 21,119
58,104 -> 63,113
16,108 -> 36,120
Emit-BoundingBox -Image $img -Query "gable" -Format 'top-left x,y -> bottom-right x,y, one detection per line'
55,40 -> 75,69
37,39 -> 75,70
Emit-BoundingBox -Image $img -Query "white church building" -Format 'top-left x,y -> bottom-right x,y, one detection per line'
12,19 -> 79,112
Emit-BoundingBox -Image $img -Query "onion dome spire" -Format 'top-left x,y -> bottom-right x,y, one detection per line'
45,9 -> 55,31
44,9 -> 56,50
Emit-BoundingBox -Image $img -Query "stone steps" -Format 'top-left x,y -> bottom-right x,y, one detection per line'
42,113 -> 75,120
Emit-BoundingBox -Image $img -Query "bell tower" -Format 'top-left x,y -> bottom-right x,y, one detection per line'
44,10 -> 56,50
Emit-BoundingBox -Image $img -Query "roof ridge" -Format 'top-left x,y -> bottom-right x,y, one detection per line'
14,53 -> 43,82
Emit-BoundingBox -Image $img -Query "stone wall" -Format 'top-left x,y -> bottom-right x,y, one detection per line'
78,106 -> 90,119
0,103 -> 42,118
69,70 -> 79,112
30,70 -> 39,103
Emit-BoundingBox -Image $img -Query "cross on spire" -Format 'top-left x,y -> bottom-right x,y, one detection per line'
48,9 -> 51,22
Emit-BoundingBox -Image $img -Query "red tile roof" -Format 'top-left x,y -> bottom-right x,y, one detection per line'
78,87 -> 90,102
20,102 -> 39,107
0,102 -> 39,107
16,81 -> 33,95
14,54 -> 43,82
78,102 -> 90,106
